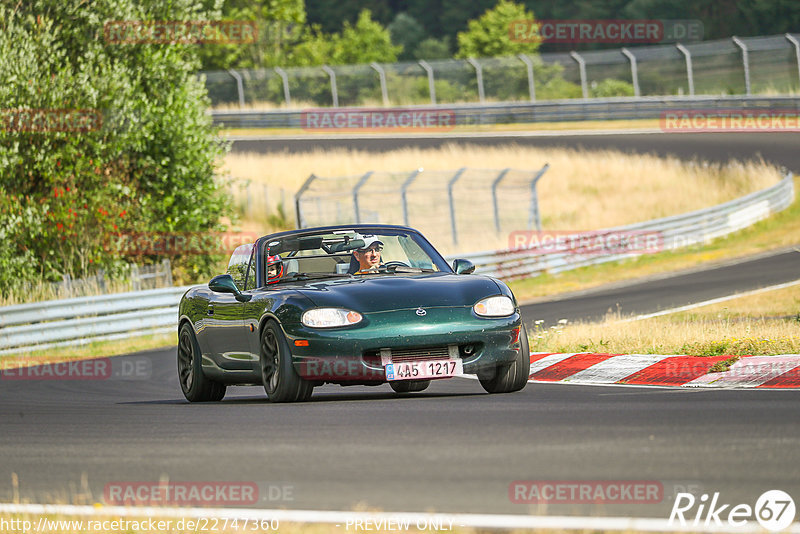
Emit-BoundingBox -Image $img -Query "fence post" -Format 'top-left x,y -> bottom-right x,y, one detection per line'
491,168 -> 511,233
569,51 -> 588,98
352,171 -> 374,224
528,164 -> 550,231
274,67 -> 291,106
227,69 -> 245,108
322,65 -> 339,107
418,60 -> 436,105
466,58 -> 485,103
518,54 -> 536,102
732,36 -> 751,95
786,34 -> 800,91
370,62 -> 389,106
447,168 -> 467,246
294,174 -> 317,229
401,169 -> 422,227
621,48 -> 640,97
161,258 -> 173,287
130,264 -> 140,292
676,43 -> 695,96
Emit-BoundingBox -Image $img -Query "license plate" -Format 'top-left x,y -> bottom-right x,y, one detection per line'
385,359 -> 463,381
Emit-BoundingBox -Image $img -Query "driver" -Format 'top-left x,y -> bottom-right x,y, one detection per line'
348,236 -> 383,274
267,254 -> 283,284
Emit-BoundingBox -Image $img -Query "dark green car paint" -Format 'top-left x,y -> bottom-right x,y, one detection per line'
178,224 -> 523,387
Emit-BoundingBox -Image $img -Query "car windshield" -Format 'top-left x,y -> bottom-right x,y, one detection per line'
264,229 -> 450,279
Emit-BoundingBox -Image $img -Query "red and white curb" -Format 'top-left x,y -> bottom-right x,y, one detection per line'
528,353 -> 800,388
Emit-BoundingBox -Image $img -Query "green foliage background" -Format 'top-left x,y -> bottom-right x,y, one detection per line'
0,0 -> 230,295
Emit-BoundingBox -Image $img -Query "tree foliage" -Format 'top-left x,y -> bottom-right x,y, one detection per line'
456,0 -> 541,58
0,0 -> 229,294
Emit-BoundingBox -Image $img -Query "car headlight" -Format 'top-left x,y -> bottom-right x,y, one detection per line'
473,295 -> 515,317
301,308 -> 363,328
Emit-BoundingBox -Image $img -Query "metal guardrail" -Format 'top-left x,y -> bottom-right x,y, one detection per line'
447,172 -> 794,280
0,172 -> 793,353
211,95 -> 800,129
0,286 -> 191,354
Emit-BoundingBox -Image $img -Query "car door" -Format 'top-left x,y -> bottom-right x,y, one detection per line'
204,244 -> 254,371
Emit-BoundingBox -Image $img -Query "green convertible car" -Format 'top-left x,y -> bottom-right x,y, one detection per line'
177,224 -> 530,403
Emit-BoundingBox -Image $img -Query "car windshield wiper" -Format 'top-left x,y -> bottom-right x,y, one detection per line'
278,272 -> 351,283
354,265 -> 435,275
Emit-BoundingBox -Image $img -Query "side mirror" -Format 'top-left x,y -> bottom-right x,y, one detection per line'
209,274 -> 252,302
452,259 -> 475,275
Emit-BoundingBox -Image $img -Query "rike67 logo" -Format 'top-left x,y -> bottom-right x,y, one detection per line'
670,490 -> 796,532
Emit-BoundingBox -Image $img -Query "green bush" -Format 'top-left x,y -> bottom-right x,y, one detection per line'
0,1 -> 230,294
590,78 -> 636,98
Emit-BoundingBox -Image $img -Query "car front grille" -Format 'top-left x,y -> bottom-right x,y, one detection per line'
389,346 -> 452,363
364,345 -> 459,365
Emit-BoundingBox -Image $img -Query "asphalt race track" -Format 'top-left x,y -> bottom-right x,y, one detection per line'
2,132 -> 800,520
3,356 -> 800,518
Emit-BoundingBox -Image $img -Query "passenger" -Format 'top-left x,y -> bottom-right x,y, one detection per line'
267,254 -> 283,284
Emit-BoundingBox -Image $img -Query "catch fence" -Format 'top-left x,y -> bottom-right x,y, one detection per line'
204,34 -> 800,109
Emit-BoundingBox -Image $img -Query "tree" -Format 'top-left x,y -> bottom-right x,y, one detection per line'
456,0 -> 542,58
291,9 -> 401,66
198,0 -> 306,70
388,13 -> 427,60
0,0 -> 229,293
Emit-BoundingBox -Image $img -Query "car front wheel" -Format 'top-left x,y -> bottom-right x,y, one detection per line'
260,321 -> 314,403
479,324 -> 530,394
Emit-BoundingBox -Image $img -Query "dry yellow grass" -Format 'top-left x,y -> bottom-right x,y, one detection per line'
531,285 -> 800,356
222,145 -> 781,255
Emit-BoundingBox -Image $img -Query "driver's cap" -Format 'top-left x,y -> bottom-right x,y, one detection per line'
358,235 -> 384,251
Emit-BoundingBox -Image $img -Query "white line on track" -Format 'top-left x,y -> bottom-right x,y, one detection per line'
1,503 -> 797,533
620,278 -> 800,322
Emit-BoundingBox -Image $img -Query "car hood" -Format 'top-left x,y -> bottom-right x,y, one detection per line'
289,273 -> 502,313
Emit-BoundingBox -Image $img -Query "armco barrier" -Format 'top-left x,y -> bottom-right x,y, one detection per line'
211,95 -> 800,130
0,286 -> 191,354
0,172 -> 793,353
447,172 -> 794,280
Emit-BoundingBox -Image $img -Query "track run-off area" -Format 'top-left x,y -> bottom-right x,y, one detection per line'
1,131 -> 800,524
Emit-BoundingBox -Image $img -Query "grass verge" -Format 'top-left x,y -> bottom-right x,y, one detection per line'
220,118 -> 662,137
509,175 -> 799,302
223,145 -> 780,257
0,332 -> 176,369
529,284 -> 800,356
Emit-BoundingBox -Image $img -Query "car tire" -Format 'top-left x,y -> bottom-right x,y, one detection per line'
260,321 -> 314,403
390,380 -> 430,393
177,323 -> 226,402
479,324 -> 530,394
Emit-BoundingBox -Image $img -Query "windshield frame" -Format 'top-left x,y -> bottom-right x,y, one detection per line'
253,225 -> 453,288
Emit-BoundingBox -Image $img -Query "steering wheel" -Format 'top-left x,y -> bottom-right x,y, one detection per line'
383,261 -> 410,270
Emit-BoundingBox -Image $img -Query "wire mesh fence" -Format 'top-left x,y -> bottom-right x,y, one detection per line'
202,34 -> 800,109
294,166 -> 549,256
